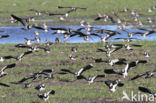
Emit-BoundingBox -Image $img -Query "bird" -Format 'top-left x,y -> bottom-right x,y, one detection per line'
24,38 -> 32,46
11,74 -> 41,84
70,31 -> 91,41
144,51 -> 150,58
11,14 -> 31,30
71,47 -> 77,52
0,82 -> 10,87
152,5 -> 156,10
29,9 -> 47,16
107,58 -> 127,66
95,29 -> 121,42
94,58 -> 108,63
15,44 -> 39,52
51,27 -> 72,41
86,74 -> 105,85
124,44 -> 143,50
0,35 -> 9,39
35,83 -> 45,91
114,37 -> 138,42
95,14 -> 116,23
34,31 -> 39,36
0,63 -> 16,78
120,8 -> 130,12
138,87 -> 156,97
48,12 -> 67,16
32,24 -> 48,32
11,69 -> 55,84
104,69 -> 126,77
110,44 -> 143,50
69,54 -> 77,60
38,46 -> 51,53
60,64 -> 93,80
127,32 -> 144,37
0,56 -> 17,62
34,35 -> 40,43
16,51 -> 32,61
57,6 -> 87,11
105,79 -> 124,92
147,17 -> 153,24
104,60 -> 147,78
94,58 -> 127,66
45,40 -> 54,46
97,47 -> 122,57
15,44 -> 31,48
112,12 -> 123,24
55,37 -> 61,43
51,27 -> 72,34
130,69 -> 156,80
147,8 -> 152,12
134,28 -> 156,37
23,82 -> 32,88
123,60 -> 147,77
38,90 -> 55,102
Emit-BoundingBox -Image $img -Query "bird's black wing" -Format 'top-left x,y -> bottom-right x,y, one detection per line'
49,13 -> 65,16
96,74 -> 105,78
0,82 -> 10,87
11,14 -> 28,26
104,69 -> 122,75
128,61 -> 137,69
3,56 -> 15,59
12,75 -> 33,84
50,27 -> 67,31
108,15 -> 116,23
40,69 -> 53,73
60,69 -> 75,75
138,60 -> 147,64
0,35 -> 9,38
104,80 -> 112,87
114,38 -> 125,40
32,25 -> 45,30
15,44 -> 31,48
2,63 -> 16,71
94,58 -> 108,63
138,87 -> 155,95
110,47 -> 122,54
131,44 -> 143,47
24,51 -> 33,56
118,82 -> 124,87
95,17 -> 102,21
112,44 -> 124,47
77,64 -> 93,75
130,73 -> 146,80
97,48 -> 107,52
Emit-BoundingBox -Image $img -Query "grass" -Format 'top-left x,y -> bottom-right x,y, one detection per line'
0,0 -> 156,25
0,41 -> 156,103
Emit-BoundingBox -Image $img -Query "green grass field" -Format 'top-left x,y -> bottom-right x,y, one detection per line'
0,0 -> 156,25
0,41 -> 156,103
0,0 -> 156,102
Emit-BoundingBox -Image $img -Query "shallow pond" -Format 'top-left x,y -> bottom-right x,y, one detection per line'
0,25 -> 155,44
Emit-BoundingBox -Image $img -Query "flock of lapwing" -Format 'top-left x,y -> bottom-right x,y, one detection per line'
0,5 -> 156,102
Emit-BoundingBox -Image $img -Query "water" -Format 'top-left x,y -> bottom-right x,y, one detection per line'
0,25 -> 156,44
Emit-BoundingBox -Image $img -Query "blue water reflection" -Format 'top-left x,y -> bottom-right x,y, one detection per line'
0,25 -> 155,44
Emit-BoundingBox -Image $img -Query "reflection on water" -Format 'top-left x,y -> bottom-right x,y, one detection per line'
0,25 -> 155,44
